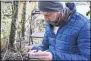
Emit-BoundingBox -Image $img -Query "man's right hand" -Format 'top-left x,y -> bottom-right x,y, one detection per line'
29,50 -> 38,53
28,50 -> 42,59
25,46 -> 33,50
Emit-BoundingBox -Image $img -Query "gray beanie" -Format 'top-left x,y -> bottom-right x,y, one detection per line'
38,1 -> 64,12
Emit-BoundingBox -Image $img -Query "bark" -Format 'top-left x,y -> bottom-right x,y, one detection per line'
21,2 -> 26,38
9,1 -> 18,48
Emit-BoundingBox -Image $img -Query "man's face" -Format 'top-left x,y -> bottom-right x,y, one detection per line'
40,11 -> 62,26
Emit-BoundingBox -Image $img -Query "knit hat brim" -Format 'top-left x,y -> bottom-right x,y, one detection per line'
38,1 -> 64,12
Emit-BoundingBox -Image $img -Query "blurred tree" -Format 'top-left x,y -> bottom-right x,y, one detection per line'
21,2 -> 26,38
9,1 -> 18,48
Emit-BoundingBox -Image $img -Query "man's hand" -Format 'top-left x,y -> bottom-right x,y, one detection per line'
36,51 -> 52,61
25,45 -> 33,51
28,50 -> 52,61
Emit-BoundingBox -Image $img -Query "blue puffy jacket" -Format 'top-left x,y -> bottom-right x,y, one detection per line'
32,6 -> 90,61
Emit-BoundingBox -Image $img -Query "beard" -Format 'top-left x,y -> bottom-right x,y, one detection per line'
46,13 -> 65,26
46,8 -> 71,26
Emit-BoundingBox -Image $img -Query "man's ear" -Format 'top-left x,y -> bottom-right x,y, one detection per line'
61,8 -> 65,17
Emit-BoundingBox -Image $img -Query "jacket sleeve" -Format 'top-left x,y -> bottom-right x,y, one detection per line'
31,25 -> 49,51
49,22 -> 90,60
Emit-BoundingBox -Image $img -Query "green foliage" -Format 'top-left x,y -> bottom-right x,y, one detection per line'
1,2 -> 12,41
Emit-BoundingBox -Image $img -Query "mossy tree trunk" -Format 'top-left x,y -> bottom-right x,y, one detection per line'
21,2 -> 26,38
9,1 -> 18,48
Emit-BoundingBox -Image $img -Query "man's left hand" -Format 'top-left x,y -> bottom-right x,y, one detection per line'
29,50 -> 53,61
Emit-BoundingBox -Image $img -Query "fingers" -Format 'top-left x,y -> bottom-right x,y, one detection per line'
28,50 -> 38,53
38,51 -> 52,61
28,50 -> 40,59
28,51 -> 52,61
28,50 -> 48,59
25,45 -> 33,50
39,55 -> 52,61
35,51 -> 49,56
39,56 -> 48,60
37,50 -> 42,52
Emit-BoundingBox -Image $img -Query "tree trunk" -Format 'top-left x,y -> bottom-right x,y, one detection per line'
0,1 -> 1,38
21,2 -> 26,38
9,1 -> 18,48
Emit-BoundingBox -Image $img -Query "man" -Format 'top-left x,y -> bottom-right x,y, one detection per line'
28,1 -> 90,61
